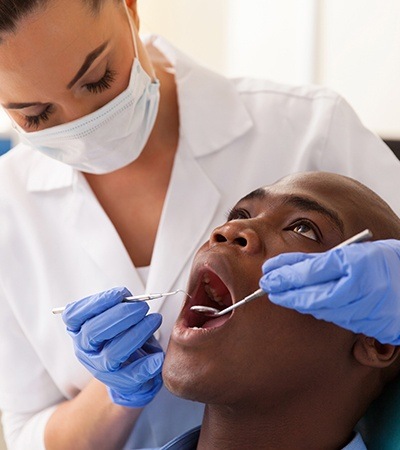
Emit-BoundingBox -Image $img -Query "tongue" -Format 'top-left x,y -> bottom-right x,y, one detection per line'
202,313 -> 231,329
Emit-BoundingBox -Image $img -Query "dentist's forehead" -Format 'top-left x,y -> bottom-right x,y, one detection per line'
0,0 -> 115,98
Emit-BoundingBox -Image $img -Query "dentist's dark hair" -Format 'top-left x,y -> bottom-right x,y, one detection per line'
0,0 -> 120,34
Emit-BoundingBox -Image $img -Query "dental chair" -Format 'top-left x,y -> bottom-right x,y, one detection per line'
357,376 -> 400,449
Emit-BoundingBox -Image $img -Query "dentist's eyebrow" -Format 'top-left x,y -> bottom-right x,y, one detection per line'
3,101 -> 44,109
282,194 -> 345,234
67,41 -> 109,89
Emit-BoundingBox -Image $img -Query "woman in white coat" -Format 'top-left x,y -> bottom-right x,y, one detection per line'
0,0 -> 400,449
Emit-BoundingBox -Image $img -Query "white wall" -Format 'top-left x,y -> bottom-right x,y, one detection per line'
224,0 -> 318,84
139,0 -> 232,75
318,0 -> 400,139
0,413 -> 5,450
139,0 -> 318,84
139,0 -> 400,139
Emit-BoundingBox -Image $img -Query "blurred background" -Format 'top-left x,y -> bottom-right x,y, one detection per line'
139,0 -> 400,143
1,0 -> 399,156
0,0 -> 399,447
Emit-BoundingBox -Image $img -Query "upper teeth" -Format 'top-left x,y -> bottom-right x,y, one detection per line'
204,283 -> 225,307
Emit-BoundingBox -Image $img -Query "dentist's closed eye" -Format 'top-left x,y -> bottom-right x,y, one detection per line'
84,68 -> 116,94
226,207 -> 251,221
24,105 -> 54,130
287,220 -> 321,242
23,68 -> 117,130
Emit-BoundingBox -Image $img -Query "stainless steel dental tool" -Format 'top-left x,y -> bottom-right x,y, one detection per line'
52,289 -> 189,315
190,228 -> 373,318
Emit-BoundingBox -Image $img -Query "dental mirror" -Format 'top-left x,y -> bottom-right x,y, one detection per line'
190,228 -> 373,318
190,288 -> 265,317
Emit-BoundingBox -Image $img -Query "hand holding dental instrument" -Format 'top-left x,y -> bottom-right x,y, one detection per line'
52,289 -> 188,314
259,230 -> 400,344
61,286 -> 165,407
191,229 -> 373,318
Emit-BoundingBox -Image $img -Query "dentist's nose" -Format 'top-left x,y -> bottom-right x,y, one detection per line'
210,221 -> 263,254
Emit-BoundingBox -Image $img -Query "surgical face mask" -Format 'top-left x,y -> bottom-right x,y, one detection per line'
13,8 -> 160,174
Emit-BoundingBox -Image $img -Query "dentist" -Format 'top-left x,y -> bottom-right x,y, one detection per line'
0,0 -> 399,449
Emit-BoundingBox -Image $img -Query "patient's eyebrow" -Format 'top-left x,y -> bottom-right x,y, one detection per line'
282,195 -> 344,234
238,189 -> 344,234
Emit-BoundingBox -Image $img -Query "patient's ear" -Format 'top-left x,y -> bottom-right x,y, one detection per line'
353,336 -> 400,368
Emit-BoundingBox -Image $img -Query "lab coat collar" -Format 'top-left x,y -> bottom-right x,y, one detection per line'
149,35 -> 253,158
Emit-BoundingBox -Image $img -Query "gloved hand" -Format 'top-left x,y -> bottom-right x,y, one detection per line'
62,286 -> 164,407
260,240 -> 400,345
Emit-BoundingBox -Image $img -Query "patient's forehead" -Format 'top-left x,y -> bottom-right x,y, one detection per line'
239,174 -> 351,210
264,173 -> 357,198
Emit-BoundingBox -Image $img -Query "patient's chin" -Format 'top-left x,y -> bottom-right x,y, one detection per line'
163,359 -> 201,401
162,354 -> 214,402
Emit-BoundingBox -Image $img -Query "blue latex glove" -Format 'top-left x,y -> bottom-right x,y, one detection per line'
260,240 -> 400,345
62,286 -> 164,407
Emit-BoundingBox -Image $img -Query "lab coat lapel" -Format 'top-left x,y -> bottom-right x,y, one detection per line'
146,146 -> 220,313
67,173 -> 145,292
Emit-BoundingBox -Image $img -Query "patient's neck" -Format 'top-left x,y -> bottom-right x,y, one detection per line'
197,388 -> 366,450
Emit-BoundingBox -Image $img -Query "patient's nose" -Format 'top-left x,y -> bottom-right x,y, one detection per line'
210,221 -> 262,254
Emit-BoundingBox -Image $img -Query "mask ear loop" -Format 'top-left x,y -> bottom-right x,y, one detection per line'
123,2 -> 157,81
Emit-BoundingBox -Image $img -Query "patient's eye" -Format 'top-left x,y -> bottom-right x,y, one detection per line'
226,207 -> 251,221
289,220 -> 320,242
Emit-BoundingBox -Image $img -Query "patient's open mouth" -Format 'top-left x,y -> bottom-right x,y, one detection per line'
185,270 -> 233,330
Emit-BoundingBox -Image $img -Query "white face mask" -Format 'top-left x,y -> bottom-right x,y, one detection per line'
14,8 -> 160,175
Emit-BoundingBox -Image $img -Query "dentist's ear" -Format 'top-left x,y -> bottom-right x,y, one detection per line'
124,0 -> 140,30
353,336 -> 400,369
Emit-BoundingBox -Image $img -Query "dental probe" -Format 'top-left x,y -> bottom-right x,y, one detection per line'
52,289 -> 189,315
190,228 -> 373,318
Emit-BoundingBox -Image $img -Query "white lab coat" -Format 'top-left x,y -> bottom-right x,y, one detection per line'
0,35 -> 399,449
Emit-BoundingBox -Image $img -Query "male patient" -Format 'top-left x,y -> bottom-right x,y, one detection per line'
161,171 -> 400,450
